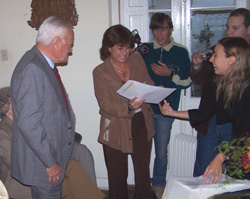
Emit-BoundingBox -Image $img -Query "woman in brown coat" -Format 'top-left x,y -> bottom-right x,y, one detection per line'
93,24 -> 155,199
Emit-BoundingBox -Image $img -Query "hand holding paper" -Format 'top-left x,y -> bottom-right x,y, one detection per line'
117,80 -> 176,104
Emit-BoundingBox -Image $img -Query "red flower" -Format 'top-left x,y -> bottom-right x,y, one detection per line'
241,153 -> 250,169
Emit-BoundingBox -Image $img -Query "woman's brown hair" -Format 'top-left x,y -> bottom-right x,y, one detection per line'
100,24 -> 135,61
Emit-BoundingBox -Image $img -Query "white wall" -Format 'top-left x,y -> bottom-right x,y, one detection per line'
0,0 -> 110,189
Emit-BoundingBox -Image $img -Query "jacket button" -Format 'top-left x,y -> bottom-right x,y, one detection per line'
68,127 -> 72,130
68,142 -> 71,145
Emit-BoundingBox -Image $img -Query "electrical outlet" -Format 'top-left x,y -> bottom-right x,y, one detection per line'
1,50 -> 8,61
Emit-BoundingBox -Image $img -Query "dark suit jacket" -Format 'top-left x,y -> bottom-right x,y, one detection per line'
10,46 -> 76,186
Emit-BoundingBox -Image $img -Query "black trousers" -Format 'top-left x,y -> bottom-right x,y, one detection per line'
103,112 -> 153,199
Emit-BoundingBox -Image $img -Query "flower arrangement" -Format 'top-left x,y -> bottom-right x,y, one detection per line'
218,133 -> 250,179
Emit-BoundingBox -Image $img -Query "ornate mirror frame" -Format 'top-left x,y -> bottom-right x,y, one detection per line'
27,0 -> 78,30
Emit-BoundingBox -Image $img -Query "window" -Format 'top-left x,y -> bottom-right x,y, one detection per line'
189,1 -> 235,96
119,0 -> 247,102
147,0 -> 237,96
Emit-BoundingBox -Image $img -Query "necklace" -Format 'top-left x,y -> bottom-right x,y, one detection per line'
110,59 -> 128,78
118,70 -> 127,77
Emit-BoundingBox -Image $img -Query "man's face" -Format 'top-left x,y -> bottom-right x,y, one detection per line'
226,15 -> 250,43
53,29 -> 74,64
152,20 -> 173,47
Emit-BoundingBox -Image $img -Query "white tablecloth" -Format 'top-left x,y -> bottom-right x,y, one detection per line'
163,174 -> 250,199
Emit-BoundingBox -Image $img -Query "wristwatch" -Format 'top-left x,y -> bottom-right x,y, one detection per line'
169,70 -> 174,78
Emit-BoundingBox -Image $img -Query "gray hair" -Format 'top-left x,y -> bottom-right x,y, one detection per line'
0,87 -> 10,119
36,16 -> 73,45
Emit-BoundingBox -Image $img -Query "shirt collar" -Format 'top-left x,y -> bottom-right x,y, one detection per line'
41,53 -> 54,69
153,36 -> 175,51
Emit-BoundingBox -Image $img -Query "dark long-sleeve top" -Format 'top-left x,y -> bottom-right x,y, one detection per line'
189,46 -> 216,135
189,83 -> 250,138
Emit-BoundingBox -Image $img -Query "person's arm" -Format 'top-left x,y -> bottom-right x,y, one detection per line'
93,64 -> 141,118
202,153 -> 225,184
159,100 -> 189,119
152,48 -> 192,89
190,48 -> 214,85
188,82 -> 217,127
128,53 -> 153,109
151,61 -> 173,77
13,64 -> 61,184
190,62 -> 207,85
170,48 -> 192,89
191,50 -> 203,71
46,163 -> 62,184
128,97 -> 145,111
159,82 -> 217,125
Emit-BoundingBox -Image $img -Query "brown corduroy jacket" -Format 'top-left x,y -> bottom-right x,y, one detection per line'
93,53 -> 155,153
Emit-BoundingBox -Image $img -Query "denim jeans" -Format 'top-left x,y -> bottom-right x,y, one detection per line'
152,114 -> 174,187
193,115 -> 232,177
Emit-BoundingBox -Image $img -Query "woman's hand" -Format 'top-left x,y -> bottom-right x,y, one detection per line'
203,153 -> 225,184
129,97 -> 145,110
159,100 -> 190,119
159,100 -> 174,116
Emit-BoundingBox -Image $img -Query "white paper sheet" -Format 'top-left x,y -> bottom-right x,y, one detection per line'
116,80 -> 176,104
163,175 -> 250,199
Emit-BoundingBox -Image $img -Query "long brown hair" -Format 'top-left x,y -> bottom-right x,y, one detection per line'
215,37 -> 250,109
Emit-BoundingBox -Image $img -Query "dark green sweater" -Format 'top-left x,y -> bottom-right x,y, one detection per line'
143,39 -> 191,113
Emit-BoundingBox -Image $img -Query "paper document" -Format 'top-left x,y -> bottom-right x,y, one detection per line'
117,80 -> 176,104
163,175 -> 250,199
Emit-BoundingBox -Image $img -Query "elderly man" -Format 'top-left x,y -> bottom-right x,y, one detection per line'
0,85 -> 105,199
10,16 -> 75,199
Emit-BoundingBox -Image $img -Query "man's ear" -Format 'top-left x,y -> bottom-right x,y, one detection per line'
52,37 -> 61,49
170,28 -> 173,35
